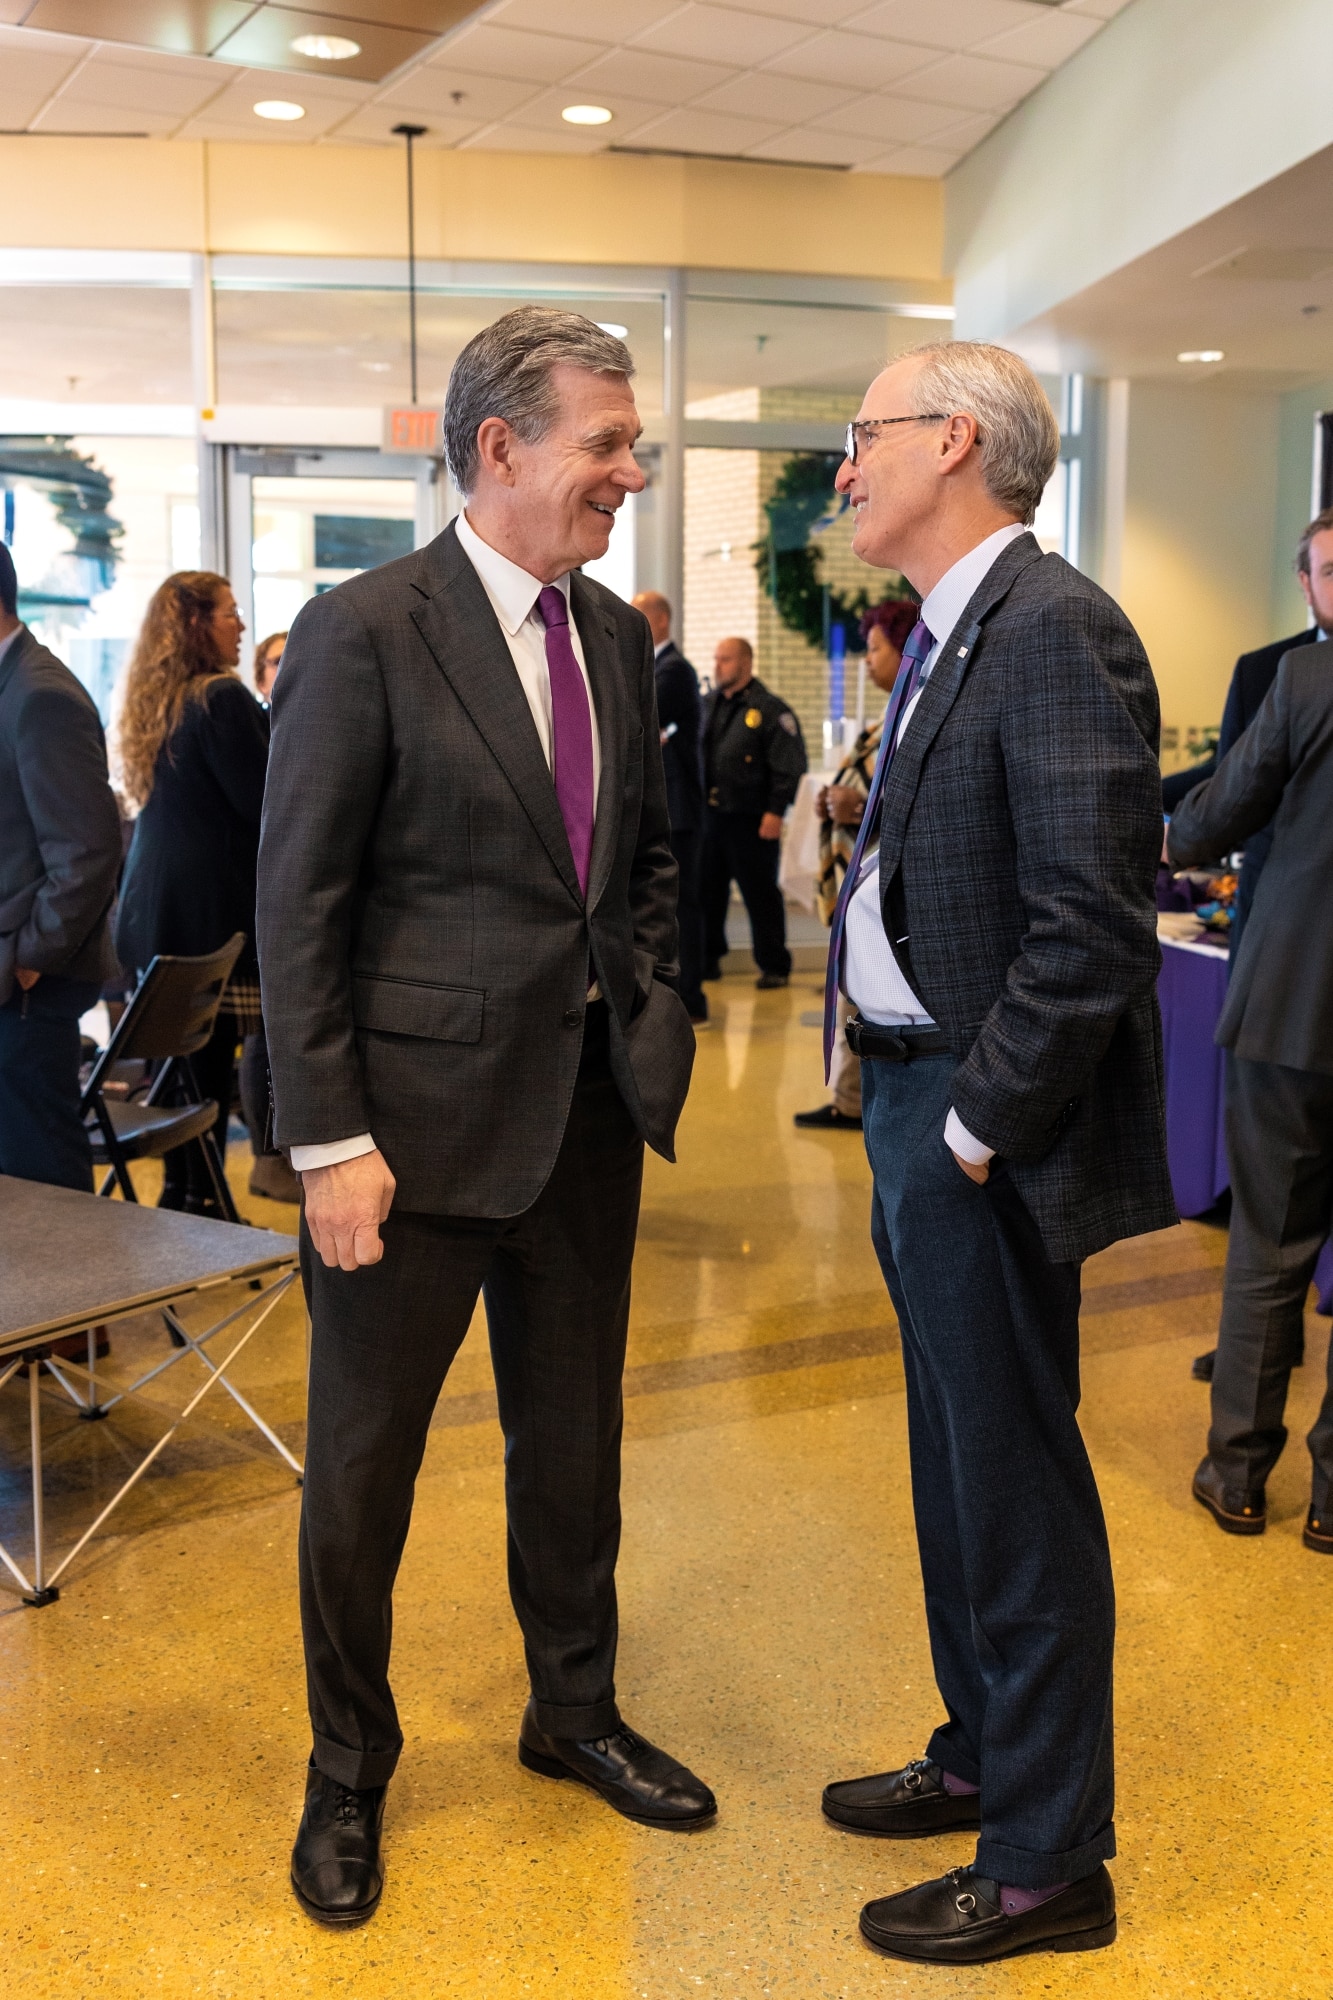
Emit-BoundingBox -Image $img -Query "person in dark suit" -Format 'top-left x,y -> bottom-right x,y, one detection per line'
114,572 -> 268,1213
0,541 -> 121,1190
819,342 -> 1174,1965
257,308 -> 713,1930
632,589 -> 707,1023
700,640 -> 807,988
1168,648 -> 1333,1550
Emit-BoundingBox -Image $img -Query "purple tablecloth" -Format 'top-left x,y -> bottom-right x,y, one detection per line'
1157,935 -> 1333,1311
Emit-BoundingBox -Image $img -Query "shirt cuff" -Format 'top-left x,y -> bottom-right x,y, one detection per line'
944,1108 -> 995,1166
289,1133 -> 376,1173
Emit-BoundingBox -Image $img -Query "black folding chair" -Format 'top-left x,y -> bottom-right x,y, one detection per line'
80,935 -> 247,1225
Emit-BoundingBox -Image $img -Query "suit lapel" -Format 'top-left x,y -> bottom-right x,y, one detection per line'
572,571 -> 626,915
410,524 -> 583,905
878,533 -> 1043,882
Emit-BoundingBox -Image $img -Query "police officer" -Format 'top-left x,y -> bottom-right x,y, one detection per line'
701,636 -> 807,989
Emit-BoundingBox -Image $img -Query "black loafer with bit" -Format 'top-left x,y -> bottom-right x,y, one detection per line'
290,1760 -> 386,1927
823,1757 -> 981,1837
860,1864 -> 1117,1964
518,1702 -> 716,1828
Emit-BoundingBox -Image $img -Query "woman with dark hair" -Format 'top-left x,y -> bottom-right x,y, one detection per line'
114,571 -> 268,1213
793,598 -> 917,1132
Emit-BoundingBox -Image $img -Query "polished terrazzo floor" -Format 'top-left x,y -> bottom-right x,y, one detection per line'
3,970 -> 1331,1997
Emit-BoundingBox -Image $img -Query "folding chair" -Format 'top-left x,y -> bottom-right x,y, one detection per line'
80,935 -> 247,1225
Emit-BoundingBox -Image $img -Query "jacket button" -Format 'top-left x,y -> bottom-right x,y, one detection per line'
563,1008 -> 582,1028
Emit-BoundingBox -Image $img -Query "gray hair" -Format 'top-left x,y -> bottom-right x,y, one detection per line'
444,305 -> 634,495
901,340 -> 1060,525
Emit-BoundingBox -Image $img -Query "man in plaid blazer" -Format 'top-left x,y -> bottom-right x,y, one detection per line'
818,342 -> 1175,1967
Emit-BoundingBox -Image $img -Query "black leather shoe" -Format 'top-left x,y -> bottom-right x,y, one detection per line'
1192,1455 -> 1265,1535
290,1761 -> 386,1927
755,972 -> 788,990
1191,1348 -> 1215,1381
703,963 -> 723,982
823,1757 -> 980,1837
860,1864 -> 1116,1964
793,1105 -> 863,1131
1304,1506 -> 1333,1553
518,1703 -> 716,1828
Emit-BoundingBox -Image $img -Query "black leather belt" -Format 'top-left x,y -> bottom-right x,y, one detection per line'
844,1017 -> 952,1062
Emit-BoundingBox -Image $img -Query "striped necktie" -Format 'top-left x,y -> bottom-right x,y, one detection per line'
821,618 -> 933,1079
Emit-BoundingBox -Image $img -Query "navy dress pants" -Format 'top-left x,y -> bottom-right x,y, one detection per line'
861,1052 -> 1116,1889
0,974 -> 101,1191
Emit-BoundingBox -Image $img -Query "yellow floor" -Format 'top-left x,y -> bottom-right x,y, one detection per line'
4,972 -> 1331,1998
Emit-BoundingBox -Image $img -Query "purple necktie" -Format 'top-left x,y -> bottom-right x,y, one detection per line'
535,584 -> 596,896
822,617 -> 934,1079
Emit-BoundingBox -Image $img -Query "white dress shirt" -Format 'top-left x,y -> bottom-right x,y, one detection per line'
842,521 -> 1027,1166
290,513 -> 600,1174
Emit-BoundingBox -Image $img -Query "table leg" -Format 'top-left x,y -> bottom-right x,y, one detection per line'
26,1359 -> 58,1605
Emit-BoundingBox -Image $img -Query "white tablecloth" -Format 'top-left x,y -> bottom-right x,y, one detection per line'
779,772 -> 826,913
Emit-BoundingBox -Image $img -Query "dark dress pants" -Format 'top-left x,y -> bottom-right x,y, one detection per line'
0,974 -> 101,1191
298,1010 -> 644,1791
669,827 -> 707,1018
1209,1056 -> 1333,1507
861,1053 -> 1115,1889
701,808 -> 790,978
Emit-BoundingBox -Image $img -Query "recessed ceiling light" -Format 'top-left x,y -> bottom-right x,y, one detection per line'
562,104 -> 613,126
254,99 -> 306,122
1177,349 -> 1224,363
597,322 -> 628,338
291,33 -> 360,60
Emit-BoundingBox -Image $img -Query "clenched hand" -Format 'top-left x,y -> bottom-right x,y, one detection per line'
302,1148 -> 397,1270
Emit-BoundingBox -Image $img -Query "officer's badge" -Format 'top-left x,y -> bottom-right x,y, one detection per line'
744,706 -> 763,728
778,712 -> 798,735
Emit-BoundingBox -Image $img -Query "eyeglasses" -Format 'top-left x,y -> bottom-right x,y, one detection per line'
844,414 -> 946,464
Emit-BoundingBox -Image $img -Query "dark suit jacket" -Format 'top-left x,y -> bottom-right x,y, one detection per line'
878,533 -> 1176,1264
256,520 -> 693,1217
0,624 -> 121,1006
116,675 -> 269,979
653,640 -> 704,832
1168,647 -> 1333,1073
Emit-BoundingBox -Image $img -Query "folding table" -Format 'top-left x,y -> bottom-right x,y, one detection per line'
0,1174 -> 301,1606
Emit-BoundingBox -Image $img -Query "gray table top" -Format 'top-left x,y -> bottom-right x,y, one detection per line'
0,1175 -> 298,1350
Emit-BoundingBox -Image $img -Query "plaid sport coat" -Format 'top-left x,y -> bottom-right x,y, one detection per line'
876,532 -> 1176,1263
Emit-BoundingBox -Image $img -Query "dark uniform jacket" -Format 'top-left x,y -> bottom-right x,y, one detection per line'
1169,646 -> 1333,1075
653,640 -> 704,833
702,675 -> 807,817
877,532 -> 1175,1264
116,675 -> 269,980
257,519 -> 693,1218
0,624 -> 121,1007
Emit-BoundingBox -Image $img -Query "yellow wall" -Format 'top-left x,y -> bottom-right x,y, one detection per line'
1120,379 -> 1281,758
0,137 -> 944,282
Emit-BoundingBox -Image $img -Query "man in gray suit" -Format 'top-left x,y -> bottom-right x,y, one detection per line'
817,343 -> 1174,1964
258,308 -> 713,1930
1169,650 -> 1333,1549
0,540 -> 121,1189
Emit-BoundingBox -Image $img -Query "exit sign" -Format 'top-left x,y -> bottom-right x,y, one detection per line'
383,405 -> 443,454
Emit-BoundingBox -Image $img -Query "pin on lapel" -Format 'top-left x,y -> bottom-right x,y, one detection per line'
958,646 -> 969,658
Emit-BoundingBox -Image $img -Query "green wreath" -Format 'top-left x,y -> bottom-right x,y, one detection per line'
754,452 -> 913,652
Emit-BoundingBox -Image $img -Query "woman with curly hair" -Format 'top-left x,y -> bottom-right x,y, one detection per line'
793,597 -> 918,1132
114,571 -> 268,1213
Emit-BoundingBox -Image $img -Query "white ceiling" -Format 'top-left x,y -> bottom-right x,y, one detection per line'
0,0 -> 1133,176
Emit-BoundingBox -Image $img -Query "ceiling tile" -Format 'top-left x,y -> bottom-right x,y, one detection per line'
31,99 -> 186,134
487,86 -> 667,136
571,47 -> 740,103
436,22 -> 609,84
634,4 -> 815,66
927,107 -> 1002,149
23,0 -> 254,54
908,49 -> 1046,111
745,124 -> 887,165
805,90 -> 965,142
845,0 -> 1045,52
1062,0 -> 1133,16
692,71 -> 857,123
708,0 -> 867,22
976,10 -> 1102,66
315,1 -> 481,24
0,43 -> 88,126
211,7 -> 433,83
322,104 -> 482,145
490,0 -> 680,37
54,54 -> 223,115
859,140 -> 962,176
622,104 -> 784,153
765,30 -> 936,90
0,0 -> 36,17
459,120 -> 613,153
174,65 -> 371,137
376,68 -> 539,120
